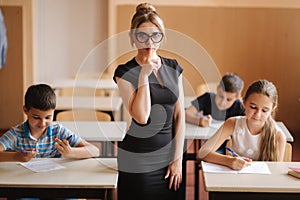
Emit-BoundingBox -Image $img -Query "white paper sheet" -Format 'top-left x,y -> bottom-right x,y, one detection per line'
20,159 -> 65,172
201,161 -> 271,174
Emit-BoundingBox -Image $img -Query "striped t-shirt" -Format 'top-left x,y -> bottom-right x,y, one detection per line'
0,121 -> 81,158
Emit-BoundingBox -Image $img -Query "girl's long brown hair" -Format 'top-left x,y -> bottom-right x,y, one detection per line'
244,80 -> 279,161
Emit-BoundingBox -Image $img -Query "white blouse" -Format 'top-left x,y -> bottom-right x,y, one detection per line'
231,116 -> 261,160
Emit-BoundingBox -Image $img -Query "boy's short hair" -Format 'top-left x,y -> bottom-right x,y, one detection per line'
218,73 -> 244,94
24,84 -> 56,111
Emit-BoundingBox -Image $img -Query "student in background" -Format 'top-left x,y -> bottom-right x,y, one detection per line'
186,73 -> 245,154
185,73 -> 245,127
113,3 -> 185,200
198,79 -> 286,170
0,84 -> 99,162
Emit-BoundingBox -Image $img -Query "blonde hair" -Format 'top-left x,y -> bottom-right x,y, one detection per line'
244,80 -> 279,161
129,3 -> 165,46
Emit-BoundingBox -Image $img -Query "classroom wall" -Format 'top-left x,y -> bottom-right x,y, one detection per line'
0,0 -> 299,141
0,0 -> 35,130
109,3 -> 300,140
35,0 -> 108,83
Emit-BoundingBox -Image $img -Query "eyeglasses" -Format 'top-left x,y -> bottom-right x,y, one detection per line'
135,32 -> 164,43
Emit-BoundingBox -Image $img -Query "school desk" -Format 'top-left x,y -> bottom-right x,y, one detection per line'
55,96 -> 123,121
51,78 -> 118,90
58,121 -> 127,157
184,96 -> 195,108
183,121 -> 294,200
0,158 -> 118,200
202,161 -> 300,200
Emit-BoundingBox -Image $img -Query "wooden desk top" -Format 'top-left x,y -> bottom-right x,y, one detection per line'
203,161 -> 300,193
185,121 -> 294,142
185,122 -> 222,140
0,158 -> 118,189
51,78 -> 117,90
57,121 -> 127,141
184,96 -> 195,108
56,96 -> 122,112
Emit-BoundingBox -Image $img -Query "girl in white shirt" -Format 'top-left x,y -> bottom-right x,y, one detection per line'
198,79 -> 286,170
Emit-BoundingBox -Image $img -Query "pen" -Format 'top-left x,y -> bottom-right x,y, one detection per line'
22,149 -> 36,154
22,150 -> 29,154
66,135 -> 72,141
225,146 -> 241,157
195,113 -> 207,118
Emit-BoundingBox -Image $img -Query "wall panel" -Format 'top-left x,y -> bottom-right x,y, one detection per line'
112,4 -> 300,140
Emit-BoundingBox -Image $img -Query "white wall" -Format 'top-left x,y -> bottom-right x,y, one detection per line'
35,0 -> 107,83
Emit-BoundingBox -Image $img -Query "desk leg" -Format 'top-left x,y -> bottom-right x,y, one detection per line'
104,189 -> 114,200
182,139 -> 198,200
182,140 -> 187,200
194,139 -> 201,200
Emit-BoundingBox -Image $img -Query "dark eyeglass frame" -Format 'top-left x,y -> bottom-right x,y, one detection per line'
135,31 -> 164,43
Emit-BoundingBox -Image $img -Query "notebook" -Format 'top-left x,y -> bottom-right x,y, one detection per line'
288,167 -> 300,179
201,161 -> 271,174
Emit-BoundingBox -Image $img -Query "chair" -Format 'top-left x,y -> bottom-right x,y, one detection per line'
196,82 -> 219,96
56,109 -> 112,156
58,87 -> 105,97
56,109 -> 111,121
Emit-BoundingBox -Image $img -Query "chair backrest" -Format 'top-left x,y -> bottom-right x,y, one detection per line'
225,140 -> 292,162
283,142 -> 292,162
196,82 -> 219,96
56,109 -> 111,121
59,87 -> 105,97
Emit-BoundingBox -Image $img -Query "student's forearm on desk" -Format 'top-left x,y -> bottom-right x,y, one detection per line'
0,151 -> 17,161
0,151 -> 35,162
66,142 -> 100,158
202,152 -> 233,166
185,106 -> 209,127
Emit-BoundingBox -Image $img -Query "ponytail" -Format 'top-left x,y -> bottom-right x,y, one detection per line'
258,117 -> 279,161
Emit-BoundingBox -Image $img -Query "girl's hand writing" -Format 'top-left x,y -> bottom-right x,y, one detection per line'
229,156 -> 252,170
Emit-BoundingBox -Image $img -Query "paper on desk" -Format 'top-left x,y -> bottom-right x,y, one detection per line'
210,120 -> 223,129
201,161 -> 271,174
20,160 -> 65,172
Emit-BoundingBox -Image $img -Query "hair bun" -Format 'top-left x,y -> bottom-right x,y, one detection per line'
136,3 -> 156,14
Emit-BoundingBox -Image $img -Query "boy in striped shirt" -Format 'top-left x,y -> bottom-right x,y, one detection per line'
0,84 -> 99,162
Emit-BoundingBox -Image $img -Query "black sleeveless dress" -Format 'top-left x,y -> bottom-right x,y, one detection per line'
113,57 -> 183,200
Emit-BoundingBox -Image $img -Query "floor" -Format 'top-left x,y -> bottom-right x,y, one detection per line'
185,140 -> 208,200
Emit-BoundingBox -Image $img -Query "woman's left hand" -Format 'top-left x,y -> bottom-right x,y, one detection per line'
165,158 -> 182,191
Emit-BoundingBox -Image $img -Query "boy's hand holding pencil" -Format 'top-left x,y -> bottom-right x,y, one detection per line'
195,113 -> 212,127
54,135 -> 72,156
16,149 -> 37,162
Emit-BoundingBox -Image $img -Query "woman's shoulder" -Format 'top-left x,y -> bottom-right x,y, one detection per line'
161,56 -> 178,64
113,58 -> 140,83
224,116 -> 243,128
161,57 -> 183,73
115,58 -> 137,71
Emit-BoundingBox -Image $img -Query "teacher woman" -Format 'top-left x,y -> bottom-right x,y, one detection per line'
113,3 -> 185,200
